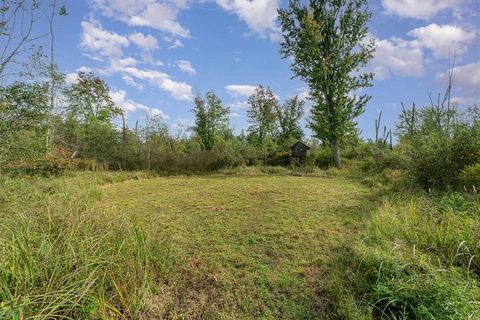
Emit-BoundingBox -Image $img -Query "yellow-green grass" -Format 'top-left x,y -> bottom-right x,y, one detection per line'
100,175 -> 375,318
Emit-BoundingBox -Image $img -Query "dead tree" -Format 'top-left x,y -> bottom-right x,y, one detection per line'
0,0 -> 43,79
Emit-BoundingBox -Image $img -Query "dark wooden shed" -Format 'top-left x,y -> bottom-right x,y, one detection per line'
291,141 -> 310,159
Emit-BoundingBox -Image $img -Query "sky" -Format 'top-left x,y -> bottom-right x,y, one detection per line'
49,0 -> 480,139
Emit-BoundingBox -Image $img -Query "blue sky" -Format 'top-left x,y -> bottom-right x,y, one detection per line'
50,0 -> 479,139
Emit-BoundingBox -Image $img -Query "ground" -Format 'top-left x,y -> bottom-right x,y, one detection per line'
101,175 -> 374,319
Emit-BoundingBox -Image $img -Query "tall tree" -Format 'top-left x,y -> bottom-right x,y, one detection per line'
276,95 -> 304,143
247,85 -> 278,163
0,81 -> 49,163
278,0 -> 375,167
64,72 -> 121,164
65,72 -> 121,124
190,91 -> 229,151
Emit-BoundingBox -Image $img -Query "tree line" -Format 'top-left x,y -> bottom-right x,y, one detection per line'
3,0 -> 478,185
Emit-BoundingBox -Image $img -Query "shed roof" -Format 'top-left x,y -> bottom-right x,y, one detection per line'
290,141 -> 311,149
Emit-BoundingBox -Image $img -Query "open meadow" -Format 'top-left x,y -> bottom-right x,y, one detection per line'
2,0 -> 480,318
2,170 -> 479,319
100,174 -> 374,318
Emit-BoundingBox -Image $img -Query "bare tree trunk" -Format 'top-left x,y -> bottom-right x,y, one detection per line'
145,113 -> 151,171
121,112 -> 128,170
332,139 -> 342,168
46,0 -> 56,154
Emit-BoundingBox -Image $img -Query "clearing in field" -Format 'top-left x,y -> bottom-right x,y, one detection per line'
101,175 -> 374,319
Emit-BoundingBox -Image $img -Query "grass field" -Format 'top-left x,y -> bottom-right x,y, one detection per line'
3,172 -> 477,319
100,175 -> 375,319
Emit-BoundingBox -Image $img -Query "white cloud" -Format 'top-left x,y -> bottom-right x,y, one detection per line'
370,23 -> 475,80
176,60 -> 196,75
382,0 -> 461,19
169,39 -> 184,49
408,24 -> 475,59
170,117 -> 193,135
371,36 -> 425,79
65,67 -> 94,85
225,84 -> 257,97
66,73 -> 79,85
80,21 -> 129,59
110,89 -> 168,118
109,57 -> 139,70
228,100 -> 249,110
122,75 -> 144,90
129,32 -> 159,52
437,62 -> 480,102
79,21 -> 193,101
90,0 -> 190,38
216,0 -> 280,41
111,64 -> 193,101
297,89 -> 310,101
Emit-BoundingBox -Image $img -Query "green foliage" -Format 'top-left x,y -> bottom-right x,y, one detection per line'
312,147 -> 334,168
247,86 -> 278,143
190,91 -> 230,151
276,95 -> 304,143
329,194 -> 480,319
406,125 -> 480,189
0,172 -> 171,318
0,81 -> 49,163
65,71 -> 121,124
459,163 -> 480,190
278,0 -> 375,167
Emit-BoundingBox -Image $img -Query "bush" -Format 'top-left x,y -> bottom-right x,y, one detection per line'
151,149 -> 243,175
459,163 -> 480,190
406,126 -> 480,189
312,147 -> 334,168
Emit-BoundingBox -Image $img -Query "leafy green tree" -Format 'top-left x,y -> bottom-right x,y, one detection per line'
278,0 -> 375,167
190,91 -> 230,151
65,72 -> 121,124
276,95 -> 304,144
64,72 -> 122,165
247,85 -> 279,163
0,82 -> 49,163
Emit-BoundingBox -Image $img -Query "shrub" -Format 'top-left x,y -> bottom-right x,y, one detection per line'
406,125 -> 480,189
312,147 -> 334,168
459,163 -> 480,190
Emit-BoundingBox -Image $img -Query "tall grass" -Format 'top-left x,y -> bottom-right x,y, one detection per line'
0,172 -> 171,319
330,192 -> 480,319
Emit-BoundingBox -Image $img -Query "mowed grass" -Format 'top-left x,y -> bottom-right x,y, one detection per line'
101,175 -> 374,319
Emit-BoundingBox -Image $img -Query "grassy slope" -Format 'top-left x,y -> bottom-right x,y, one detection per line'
100,175 -> 375,319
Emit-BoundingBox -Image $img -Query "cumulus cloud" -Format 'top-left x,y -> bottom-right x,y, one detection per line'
216,0 -> 280,41
382,0 -> 462,19
370,23 -> 475,80
225,84 -> 257,97
128,32 -> 159,52
65,67 -> 94,85
408,24 -> 475,59
122,75 -> 144,90
109,61 -> 193,100
79,20 -> 193,101
90,0 -> 190,38
437,62 -> 480,102
228,100 -> 249,110
176,60 -> 196,75
110,89 -> 168,118
80,21 -> 129,58
370,36 -> 425,79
